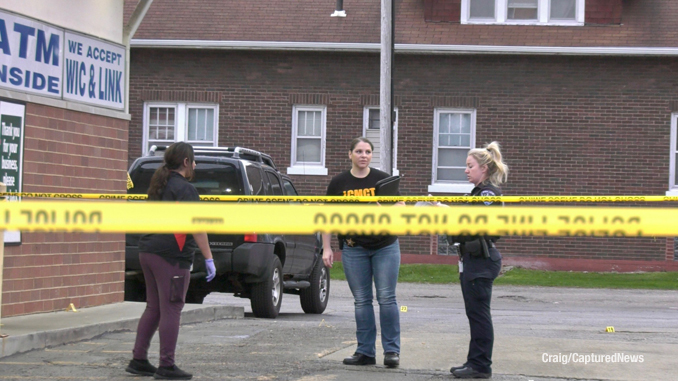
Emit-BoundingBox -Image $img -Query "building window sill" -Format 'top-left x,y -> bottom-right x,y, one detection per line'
286,166 -> 328,176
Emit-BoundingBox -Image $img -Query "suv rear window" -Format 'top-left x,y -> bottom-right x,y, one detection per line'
129,161 -> 244,195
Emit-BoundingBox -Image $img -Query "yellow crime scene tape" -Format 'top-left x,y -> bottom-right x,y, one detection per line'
0,201 -> 675,236
2,192 -> 678,203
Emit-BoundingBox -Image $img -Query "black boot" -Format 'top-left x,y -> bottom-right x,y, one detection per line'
384,352 -> 400,368
450,363 -> 469,373
125,359 -> 157,376
452,365 -> 491,379
153,365 -> 193,380
343,352 -> 376,365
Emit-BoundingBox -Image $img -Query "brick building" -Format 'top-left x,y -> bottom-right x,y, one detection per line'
0,1 -> 154,318
125,0 -> 678,272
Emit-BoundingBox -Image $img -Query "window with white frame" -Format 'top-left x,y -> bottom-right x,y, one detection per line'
143,103 -> 218,155
462,0 -> 584,25
287,105 -> 328,175
363,107 -> 399,175
429,109 -> 476,194
668,113 -> 678,195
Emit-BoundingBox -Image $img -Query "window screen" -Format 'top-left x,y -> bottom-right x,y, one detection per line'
507,0 -> 538,20
436,112 -> 473,182
470,0 -> 496,19
550,0 -> 575,20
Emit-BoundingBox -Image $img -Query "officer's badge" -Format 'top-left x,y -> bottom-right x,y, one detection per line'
346,238 -> 355,247
480,190 -> 496,205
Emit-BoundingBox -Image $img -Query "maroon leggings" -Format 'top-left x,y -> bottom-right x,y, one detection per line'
132,252 -> 190,367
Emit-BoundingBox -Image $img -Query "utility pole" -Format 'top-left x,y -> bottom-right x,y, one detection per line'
379,0 -> 394,175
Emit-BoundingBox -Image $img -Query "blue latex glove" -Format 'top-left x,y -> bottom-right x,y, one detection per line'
205,259 -> 216,282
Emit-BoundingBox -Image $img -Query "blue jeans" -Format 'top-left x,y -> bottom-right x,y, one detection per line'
342,240 -> 401,357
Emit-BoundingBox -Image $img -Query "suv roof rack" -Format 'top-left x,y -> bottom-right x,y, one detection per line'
147,145 -> 168,156
146,145 -> 276,169
194,146 -> 277,169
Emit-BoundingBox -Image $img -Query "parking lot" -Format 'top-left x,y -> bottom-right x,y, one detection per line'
0,279 -> 675,380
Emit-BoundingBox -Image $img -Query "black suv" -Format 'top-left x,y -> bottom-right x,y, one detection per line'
125,146 -> 330,318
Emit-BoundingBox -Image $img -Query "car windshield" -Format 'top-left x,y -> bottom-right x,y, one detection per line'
129,161 -> 244,196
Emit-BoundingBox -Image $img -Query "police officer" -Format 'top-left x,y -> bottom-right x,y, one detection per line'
447,141 -> 508,379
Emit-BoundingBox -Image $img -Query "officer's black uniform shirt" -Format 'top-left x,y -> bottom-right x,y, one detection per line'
450,181 -> 503,281
139,171 -> 200,269
326,168 -> 398,250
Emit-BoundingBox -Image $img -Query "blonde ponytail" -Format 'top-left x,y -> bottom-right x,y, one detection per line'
468,141 -> 508,187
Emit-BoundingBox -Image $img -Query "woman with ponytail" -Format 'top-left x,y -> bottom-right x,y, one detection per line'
126,142 -> 215,380
448,141 -> 508,379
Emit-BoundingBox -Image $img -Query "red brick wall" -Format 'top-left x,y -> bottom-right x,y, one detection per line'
1,103 -> 128,318
129,49 -> 677,262
586,0 -> 623,24
424,0 -> 461,22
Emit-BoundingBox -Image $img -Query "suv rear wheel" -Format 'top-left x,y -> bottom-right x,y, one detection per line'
185,289 -> 209,304
250,256 -> 283,318
300,256 -> 330,314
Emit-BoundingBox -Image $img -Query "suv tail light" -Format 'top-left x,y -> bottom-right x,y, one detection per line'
244,233 -> 257,242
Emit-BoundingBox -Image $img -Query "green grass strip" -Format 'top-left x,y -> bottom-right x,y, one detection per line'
330,262 -> 459,284
495,268 -> 678,290
328,262 -> 678,290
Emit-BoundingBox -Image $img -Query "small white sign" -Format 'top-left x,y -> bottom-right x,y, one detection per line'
63,31 -> 125,110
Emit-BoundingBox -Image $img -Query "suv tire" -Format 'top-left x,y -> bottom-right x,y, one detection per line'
185,289 -> 209,304
300,256 -> 330,314
250,256 -> 283,318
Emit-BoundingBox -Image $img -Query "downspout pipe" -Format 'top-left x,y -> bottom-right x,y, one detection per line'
390,0 -> 395,169
331,0 -> 346,17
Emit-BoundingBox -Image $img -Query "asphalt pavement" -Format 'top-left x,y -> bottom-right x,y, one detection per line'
0,279 -> 676,380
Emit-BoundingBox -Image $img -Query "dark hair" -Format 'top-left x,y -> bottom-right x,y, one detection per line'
349,137 -> 374,152
147,142 -> 195,200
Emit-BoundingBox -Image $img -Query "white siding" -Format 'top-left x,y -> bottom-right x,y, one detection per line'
365,129 -> 381,169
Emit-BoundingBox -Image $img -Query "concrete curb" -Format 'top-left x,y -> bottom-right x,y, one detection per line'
0,303 -> 243,359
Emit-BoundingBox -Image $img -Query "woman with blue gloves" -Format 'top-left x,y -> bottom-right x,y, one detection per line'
126,142 -> 216,380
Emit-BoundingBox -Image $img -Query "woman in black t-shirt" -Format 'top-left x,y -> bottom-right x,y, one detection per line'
126,142 -> 215,380
322,137 -> 403,368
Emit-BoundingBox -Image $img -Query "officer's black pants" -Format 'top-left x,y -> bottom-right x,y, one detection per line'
460,273 -> 494,374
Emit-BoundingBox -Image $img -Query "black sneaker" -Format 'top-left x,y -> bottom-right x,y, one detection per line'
343,352 -> 376,365
384,352 -> 400,368
450,363 -> 469,373
452,365 -> 491,379
153,365 -> 193,380
125,359 -> 157,376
